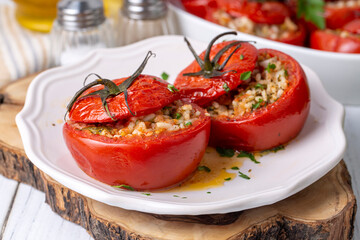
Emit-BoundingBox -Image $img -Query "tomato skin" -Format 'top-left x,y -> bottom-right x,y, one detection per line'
343,19 -> 360,34
215,0 -> 291,24
273,21 -> 307,46
69,75 -> 179,123
310,30 -> 360,53
174,41 -> 258,106
209,49 -> 310,152
325,4 -> 360,30
63,103 -> 211,191
181,0 -> 218,19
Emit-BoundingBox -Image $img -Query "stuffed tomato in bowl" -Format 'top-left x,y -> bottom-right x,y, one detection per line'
63,52 -> 211,191
174,32 -> 310,151
168,0 -> 360,105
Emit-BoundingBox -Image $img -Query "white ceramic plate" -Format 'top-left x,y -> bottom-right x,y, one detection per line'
168,1 -> 360,105
16,36 -> 346,215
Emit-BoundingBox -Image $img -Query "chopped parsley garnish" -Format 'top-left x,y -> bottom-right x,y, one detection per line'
142,193 -> 151,196
174,113 -> 182,119
284,69 -> 288,77
237,151 -> 260,164
185,121 -> 192,126
207,192 -> 211,194
231,166 -> 239,170
113,184 -> 135,191
271,145 -> 285,152
224,177 -> 232,181
266,63 -> 276,73
216,147 -> 235,157
198,165 -> 211,172
240,71 -> 252,81
172,195 -> 187,199
252,99 -> 263,110
83,126 -> 112,135
167,84 -> 179,93
240,54 -> 244,60
239,171 -> 251,180
297,0 -> 325,30
161,72 -> 169,80
262,145 -> 285,153
223,83 -> 230,92
255,83 -> 265,90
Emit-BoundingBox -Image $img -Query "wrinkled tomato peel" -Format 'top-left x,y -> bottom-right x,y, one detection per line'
69,75 -> 180,123
174,41 -> 258,106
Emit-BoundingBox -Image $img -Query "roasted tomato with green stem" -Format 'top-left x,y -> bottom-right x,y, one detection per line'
174,31 -> 258,106
63,52 -> 211,190
208,48 -> 310,151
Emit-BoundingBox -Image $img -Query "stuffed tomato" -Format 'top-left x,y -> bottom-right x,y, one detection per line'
207,49 -> 310,151
63,52 -> 211,191
182,0 -> 306,46
310,19 -> 360,53
175,33 -> 310,151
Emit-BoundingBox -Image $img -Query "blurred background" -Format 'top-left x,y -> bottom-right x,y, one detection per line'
0,0 -> 359,104
0,0 -> 121,87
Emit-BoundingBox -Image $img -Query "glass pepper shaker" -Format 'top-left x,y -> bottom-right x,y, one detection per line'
51,0 -> 114,66
116,0 -> 173,46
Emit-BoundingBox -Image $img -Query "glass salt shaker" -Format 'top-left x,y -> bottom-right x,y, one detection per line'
51,0 -> 114,66
117,0 -> 173,46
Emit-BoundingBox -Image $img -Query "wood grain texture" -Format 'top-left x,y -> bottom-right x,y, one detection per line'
1,183 -> 92,240
0,75 -> 356,240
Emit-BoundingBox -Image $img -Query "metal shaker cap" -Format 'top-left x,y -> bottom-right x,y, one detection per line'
122,0 -> 167,20
56,0 -> 105,30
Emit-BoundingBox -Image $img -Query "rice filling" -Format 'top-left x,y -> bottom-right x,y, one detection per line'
213,10 -> 298,40
326,0 -> 360,8
207,55 -> 289,118
71,100 -> 201,138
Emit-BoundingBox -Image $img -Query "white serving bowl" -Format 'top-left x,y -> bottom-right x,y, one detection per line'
168,1 -> 360,105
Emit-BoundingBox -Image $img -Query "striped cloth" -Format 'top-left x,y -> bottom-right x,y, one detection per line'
0,3 -> 52,87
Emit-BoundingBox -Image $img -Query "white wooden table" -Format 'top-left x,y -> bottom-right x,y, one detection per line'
0,106 -> 358,240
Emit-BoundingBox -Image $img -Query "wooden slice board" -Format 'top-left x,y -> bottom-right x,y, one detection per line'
0,74 -> 356,240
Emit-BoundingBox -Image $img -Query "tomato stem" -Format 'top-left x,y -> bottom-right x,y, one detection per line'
183,31 -> 255,79
203,31 -> 237,71
65,51 -> 155,121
